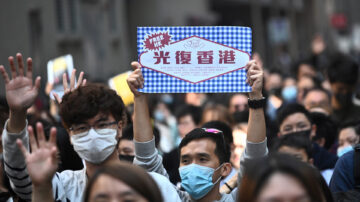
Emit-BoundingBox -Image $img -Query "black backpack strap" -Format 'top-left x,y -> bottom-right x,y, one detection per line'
354,144 -> 360,187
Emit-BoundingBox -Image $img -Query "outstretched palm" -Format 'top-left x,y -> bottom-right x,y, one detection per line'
0,53 -> 40,111
17,123 -> 58,186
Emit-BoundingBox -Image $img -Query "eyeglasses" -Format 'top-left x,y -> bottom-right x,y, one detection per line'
70,121 -> 118,135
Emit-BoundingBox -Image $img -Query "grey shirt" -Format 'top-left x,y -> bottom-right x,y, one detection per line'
134,137 -> 268,202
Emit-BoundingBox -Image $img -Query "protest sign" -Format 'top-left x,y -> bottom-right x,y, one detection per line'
108,71 -> 134,106
47,54 -> 74,99
137,26 -> 252,93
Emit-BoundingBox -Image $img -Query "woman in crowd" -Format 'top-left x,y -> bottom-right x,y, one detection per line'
238,153 -> 333,202
84,162 -> 163,202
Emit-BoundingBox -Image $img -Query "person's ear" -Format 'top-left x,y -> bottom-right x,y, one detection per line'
220,163 -> 232,178
308,158 -> 314,165
116,121 -> 123,139
310,124 -> 317,139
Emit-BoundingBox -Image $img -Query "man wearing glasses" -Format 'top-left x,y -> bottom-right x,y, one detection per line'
128,59 -> 267,202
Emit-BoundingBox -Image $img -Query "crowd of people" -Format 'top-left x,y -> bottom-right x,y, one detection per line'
0,36 -> 359,202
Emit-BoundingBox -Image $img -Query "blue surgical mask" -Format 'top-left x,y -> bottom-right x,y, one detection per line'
179,163 -> 223,200
154,110 -> 165,122
337,145 -> 353,157
282,86 -> 297,102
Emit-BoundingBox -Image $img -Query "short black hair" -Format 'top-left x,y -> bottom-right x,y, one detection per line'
179,128 -> 230,164
118,124 -> 160,148
327,53 -> 359,85
339,121 -> 360,137
175,104 -> 202,125
272,134 -> 313,159
201,121 -> 233,144
277,103 -> 313,128
310,112 -> 337,149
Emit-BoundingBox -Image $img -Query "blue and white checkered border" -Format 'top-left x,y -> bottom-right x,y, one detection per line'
137,26 -> 252,93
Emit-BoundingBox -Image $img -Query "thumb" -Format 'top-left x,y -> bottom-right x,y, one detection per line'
131,61 -> 141,70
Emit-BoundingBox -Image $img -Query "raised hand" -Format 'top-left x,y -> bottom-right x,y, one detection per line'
53,69 -> 86,104
16,123 -> 58,187
245,60 -> 264,99
0,53 -> 40,112
126,62 -> 144,97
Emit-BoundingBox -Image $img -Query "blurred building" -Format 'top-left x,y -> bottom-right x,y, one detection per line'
0,0 -> 359,96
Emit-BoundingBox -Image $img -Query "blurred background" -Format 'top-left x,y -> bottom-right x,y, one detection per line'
0,0 -> 360,94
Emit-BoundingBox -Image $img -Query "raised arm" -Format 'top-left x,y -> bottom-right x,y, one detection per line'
127,62 -> 169,177
246,60 -> 266,143
0,53 -> 40,200
17,124 -> 58,202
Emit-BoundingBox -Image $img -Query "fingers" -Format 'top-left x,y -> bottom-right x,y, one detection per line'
62,73 -> 68,91
8,56 -> 17,79
70,69 -> 76,89
76,71 -> 84,88
131,61 -> 141,70
16,139 -> 29,158
36,122 -> 46,148
33,76 -> 41,91
50,146 -> 58,165
53,92 -> 61,104
0,65 -> 10,83
82,79 -> 87,86
26,57 -> 33,79
48,127 -> 57,146
28,126 -> 38,151
16,53 -> 25,76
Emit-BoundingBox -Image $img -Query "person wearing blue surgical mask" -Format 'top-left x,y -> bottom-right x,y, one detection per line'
337,124 -> 360,157
128,60 -> 268,202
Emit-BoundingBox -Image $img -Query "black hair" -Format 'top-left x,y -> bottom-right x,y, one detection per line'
175,104 -> 202,125
310,112 -> 337,150
272,134 -> 313,159
327,53 -> 359,85
293,58 -> 317,78
118,124 -> 160,148
179,128 -> 230,164
238,153 -> 333,202
276,103 -> 313,128
201,121 -> 233,144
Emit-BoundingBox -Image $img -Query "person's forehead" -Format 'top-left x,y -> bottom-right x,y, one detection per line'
230,94 -> 248,104
339,127 -> 356,138
281,113 -> 311,126
85,112 -> 115,124
179,114 -> 194,123
305,90 -> 328,101
278,146 -> 307,158
181,138 -> 217,156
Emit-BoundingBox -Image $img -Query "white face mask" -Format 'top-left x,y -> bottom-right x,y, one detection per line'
71,128 -> 118,164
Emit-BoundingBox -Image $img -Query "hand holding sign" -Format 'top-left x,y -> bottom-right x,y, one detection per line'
246,60 -> 264,99
127,62 -> 144,97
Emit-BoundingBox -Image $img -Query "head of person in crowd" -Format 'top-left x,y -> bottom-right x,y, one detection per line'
264,69 -> 283,98
281,77 -> 297,103
272,134 -> 313,164
294,58 -> 317,81
84,162 -> 163,202
59,83 -> 127,165
303,87 -> 332,115
238,153 -> 332,202
185,93 -> 207,107
230,123 -> 248,170
201,103 -> 233,126
117,124 -> 160,162
309,112 -> 337,150
337,121 -> 360,157
175,104 -> 202,139
228,93 -> 248,114
178,128 -> 232,200
296,75 -> 321,103
277,103 -> 316,139
327,53 -> 359,110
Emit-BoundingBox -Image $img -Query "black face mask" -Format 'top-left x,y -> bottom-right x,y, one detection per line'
284,129 -> 311,139
119,154 -> 135,162
335,92 -> 353,107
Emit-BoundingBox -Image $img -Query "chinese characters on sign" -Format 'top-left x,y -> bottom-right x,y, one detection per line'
154,50 -> 236,65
